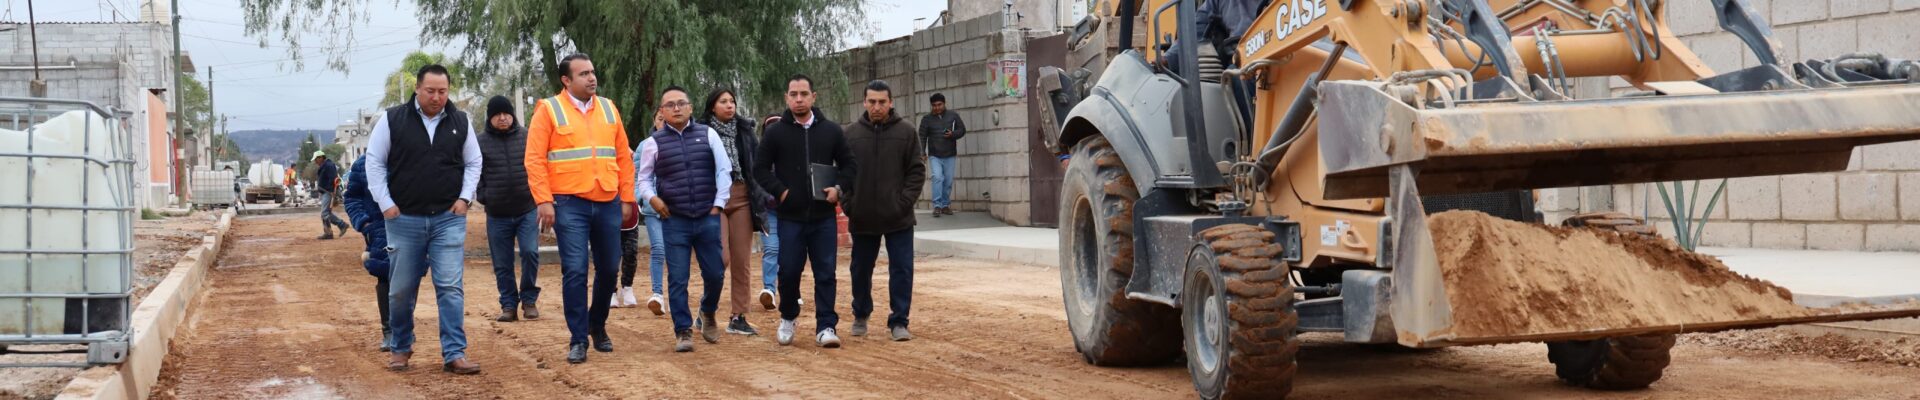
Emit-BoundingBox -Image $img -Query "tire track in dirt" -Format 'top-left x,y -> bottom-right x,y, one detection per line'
150,214 -> 1193,399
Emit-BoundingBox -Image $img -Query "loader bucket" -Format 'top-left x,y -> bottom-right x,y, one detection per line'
1335,78 -> 1920,347
1317,79 -> 1920,200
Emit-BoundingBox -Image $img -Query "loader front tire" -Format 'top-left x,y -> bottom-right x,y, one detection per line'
1548,214 -> 1674,390
1059,136 -> 1181,366
1182,224 -> 1298,400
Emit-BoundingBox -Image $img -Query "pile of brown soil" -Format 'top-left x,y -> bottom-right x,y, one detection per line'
1429,210 -> 1810,338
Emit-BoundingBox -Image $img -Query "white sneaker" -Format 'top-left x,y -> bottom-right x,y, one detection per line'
817,328 -> 842,349
758,289 -> 776,310
777,319 -> 796,346
646,294 -> 666,316
619,287 -> 639,308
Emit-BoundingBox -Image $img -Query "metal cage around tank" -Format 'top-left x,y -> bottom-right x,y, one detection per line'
0,96 -> 137,367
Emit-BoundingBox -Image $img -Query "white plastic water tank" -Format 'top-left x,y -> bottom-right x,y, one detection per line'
0,108 -> 133,337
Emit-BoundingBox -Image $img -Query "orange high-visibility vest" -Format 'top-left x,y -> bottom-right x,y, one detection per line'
526,92 -> 634,204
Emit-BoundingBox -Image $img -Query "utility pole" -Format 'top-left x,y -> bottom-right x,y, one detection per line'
27,0 -> 46,97
207,66 -> 215,167
171,0 -> 186,206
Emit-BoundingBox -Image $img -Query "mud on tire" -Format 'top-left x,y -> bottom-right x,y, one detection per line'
1182,224 -> 1299,399
1059,136 -> 1181,365
1548,213 -> 1676,390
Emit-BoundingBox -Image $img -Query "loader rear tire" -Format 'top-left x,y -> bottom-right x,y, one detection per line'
1547,334 -> 1677,390
1549,215 -> 1674,390
1059,136 -> 1181,366
1182,224 -> 1298,400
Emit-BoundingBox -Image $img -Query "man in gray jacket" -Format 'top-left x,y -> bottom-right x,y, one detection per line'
918,93 -> 965,217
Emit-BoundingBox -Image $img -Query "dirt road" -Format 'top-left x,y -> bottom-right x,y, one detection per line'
148,214 -> 1920,399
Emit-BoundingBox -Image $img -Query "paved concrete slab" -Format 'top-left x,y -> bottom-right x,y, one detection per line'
1700,246 -> 1920,298
916,226 -> 1060,267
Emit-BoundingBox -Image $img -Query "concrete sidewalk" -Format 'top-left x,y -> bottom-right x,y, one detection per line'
914,212 -> 1920,302
917,211 -> 1061,267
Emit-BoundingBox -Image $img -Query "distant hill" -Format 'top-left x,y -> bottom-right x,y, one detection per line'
230,129 -> 334,164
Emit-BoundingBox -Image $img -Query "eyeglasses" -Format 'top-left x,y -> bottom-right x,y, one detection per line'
662,100 -> 691,109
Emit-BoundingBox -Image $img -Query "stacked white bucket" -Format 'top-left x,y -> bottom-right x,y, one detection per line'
0,106 -> 133,338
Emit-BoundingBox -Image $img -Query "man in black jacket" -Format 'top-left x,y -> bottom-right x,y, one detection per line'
478,95 -> 541,323
752,74 -> 856,348
843,80 -> 925,342
919,93 -> 966,217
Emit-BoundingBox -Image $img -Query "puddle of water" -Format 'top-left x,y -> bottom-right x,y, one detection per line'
245,376 -> 342,399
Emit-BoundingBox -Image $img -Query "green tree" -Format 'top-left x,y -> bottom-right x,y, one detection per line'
294,132 -> 320,176
382,51 -> 468,108
238,0 -> 866,143
180,75 -> 212,138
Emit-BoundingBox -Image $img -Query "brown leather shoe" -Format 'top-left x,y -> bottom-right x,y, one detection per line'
521,303 -> 540,319
496,308 -> 518,322
442,357 -> 481,375
387,351 -> 412,371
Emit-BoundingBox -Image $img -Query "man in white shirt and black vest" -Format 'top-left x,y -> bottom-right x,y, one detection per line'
364,64 -> 484,375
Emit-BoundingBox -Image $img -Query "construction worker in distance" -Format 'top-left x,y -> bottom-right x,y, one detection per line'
526,52 -> 637,365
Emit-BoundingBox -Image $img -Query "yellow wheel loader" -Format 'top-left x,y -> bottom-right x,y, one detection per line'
1036,0 -> 1920,398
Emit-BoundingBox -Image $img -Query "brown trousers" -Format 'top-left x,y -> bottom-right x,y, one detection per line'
719,182 -> 754,315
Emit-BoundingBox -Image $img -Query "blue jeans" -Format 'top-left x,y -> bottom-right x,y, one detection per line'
553,195 -> 621,345
930,156 -> 956,209
646,209 -> 667,295
663,214 -> 725,332
385,211 -> 469,362
487,209 -> 541,310
759,211 -> 779,292
851,228 -> 914,328
777,218 -> 839,333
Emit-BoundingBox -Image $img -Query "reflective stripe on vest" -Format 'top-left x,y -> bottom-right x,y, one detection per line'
545,97 -> 570,127
548,146 -> 618,162
597,97 -> 616,124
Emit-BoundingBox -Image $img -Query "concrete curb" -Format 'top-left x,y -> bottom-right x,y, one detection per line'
236,206 -> 316,216
915,236 -> 1058,267
55,208 -> 237,400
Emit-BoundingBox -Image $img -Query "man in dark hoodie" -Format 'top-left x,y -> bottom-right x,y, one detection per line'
752,74 -> 856,348
843,80 -> 925,342
477,95 -> 541,322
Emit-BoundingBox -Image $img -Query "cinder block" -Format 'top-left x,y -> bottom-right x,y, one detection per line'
1752,222 -> 1808,249
1839,173 -> 1899,220
1700,221 -> 1752,247
1862,140 -> 1920,170
1807,223 -> 1866,251
1686,33 -> 1748,77
1774,0 -> 1829,24
1865,224 -> 1920,251
1728,175 -> 1782,220
1670,0 -> 1724,36
1769,24 -> 1799,63
1781,173 -> 1838,220
1833,0 -> 1891,17
1903,173 -> 1920,221
1858,14 -> 1920,61
1796,19 -> 1859,61
1900,0 -> 1920,10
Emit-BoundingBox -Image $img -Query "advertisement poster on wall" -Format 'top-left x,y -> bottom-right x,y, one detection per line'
988,57 -> 1026,98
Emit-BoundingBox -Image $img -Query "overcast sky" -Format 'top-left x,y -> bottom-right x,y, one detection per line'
5,0 -> 941,131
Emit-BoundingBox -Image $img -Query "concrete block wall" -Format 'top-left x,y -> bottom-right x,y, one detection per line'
1542,1 -> 1920,251
0,22 -> 176,209
833,14 -> 1040,226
